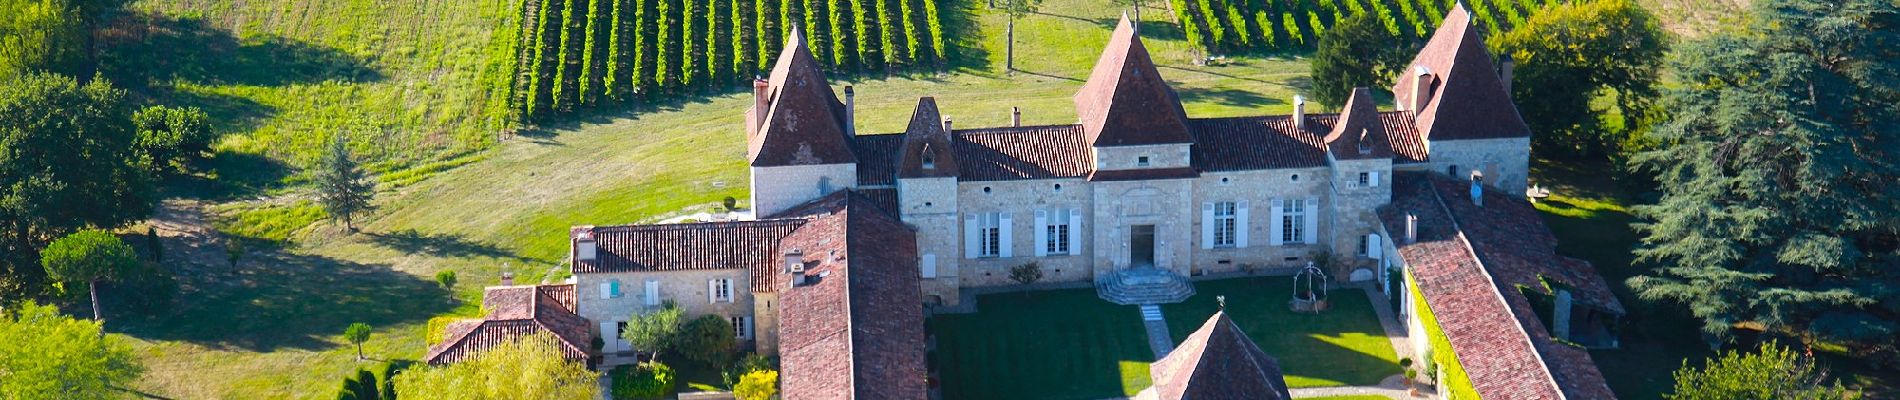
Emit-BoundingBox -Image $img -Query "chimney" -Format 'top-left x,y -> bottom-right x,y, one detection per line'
750,78 -> 771,134
1010,106 -> 1021,127
500,271 -> 515,286
1470,178 -> 1484,207
1404,213 -> 1418,243
941,117 -> 953,133
843,85 -> 856,136
1293,95 -> 1306,130
1411,67 -> 1433,113
572,226 -> 597,262
784,249 -> 805,273
1498,55 -> 1515,98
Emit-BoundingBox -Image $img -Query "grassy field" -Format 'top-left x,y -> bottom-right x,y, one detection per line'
1161,278 -> 1401,388
929,277 -> 1400,399
116,0 -> 1321,397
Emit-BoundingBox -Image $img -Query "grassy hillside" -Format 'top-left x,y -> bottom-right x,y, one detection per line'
120,0 -> 1319,397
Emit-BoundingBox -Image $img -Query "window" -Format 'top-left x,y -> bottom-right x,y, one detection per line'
1448,165 -> 1459,177
709,279 -> 733,303
1282,199 -> 1306,244
980,213 -> 1002,257
1213,202 -> 1237,247
1137,156 -> 1151,166
1358,172 -> 1370,188
729,316 -> 753,340
616,321 -> 629,350
1045,210 -> 1072,255
601,279 -> 622,299
1357,235 -> 1369,256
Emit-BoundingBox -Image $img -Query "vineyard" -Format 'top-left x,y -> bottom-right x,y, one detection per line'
1169,0 -> 1554,53
503,0 -> 953,120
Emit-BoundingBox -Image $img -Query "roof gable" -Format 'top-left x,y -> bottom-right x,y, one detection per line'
750,28 -> 857,167
1392,5 -> 1531,141
1149,311 -> 1293,400
426,284 -> 595,366
1074,15 -> 1194,147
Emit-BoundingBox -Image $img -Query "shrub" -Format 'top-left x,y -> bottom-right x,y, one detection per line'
679,314 -> 737,366
337,368 -> 379,400
732,370 -> 778,400
435,270 -> 457,290
612,362 -> 676,400
1008,262 -> 1044,286
722,353 -> 776,388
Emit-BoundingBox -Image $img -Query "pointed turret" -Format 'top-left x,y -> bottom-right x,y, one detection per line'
748,28 -> 856,167
897,97 -> 958,178
1323,87 -> 1393,159
1144,311 -> 1293,400
1074,14 -> 1192,147
1390,3 -> 1529,141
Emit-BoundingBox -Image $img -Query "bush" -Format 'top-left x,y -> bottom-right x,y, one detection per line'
722,353 -> 777,388
679,314 -> 737,366
1008,262 -> 1043,286
434,270 -> 457,289
612,362 -> 676,400
732,370 -> 778,400
425,316 -> 469,346
337,368 -> 378,400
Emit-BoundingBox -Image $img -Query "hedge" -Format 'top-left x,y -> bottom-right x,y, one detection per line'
1168,0 -> 1557,53
1409,270 -> 1482,400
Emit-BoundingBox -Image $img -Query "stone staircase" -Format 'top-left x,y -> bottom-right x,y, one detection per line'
1096,268 -> 1196,305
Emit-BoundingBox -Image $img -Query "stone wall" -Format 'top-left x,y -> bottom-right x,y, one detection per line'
750,163 -> 858,217
1187,167 -> 1337,276
1425,137 -> 1530,195
899,176 -> 964,306
955,178 -> 1096,287
574,269 -> 762,356
1088,178 -> 1196,278
1326,157 -> 1395,280
1091,143 -> 1192,170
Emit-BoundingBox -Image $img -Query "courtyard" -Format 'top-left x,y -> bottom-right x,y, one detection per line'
928,276 -> 1403,400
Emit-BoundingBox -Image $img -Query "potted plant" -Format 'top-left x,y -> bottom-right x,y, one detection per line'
1405,370 -> 1419,397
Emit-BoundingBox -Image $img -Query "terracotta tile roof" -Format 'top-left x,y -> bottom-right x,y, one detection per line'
426,284 -> 596,366
1380,172 -> 1620,399
1188,115 -> 1327,171
774,191 -> 928,400
855,188 -> 899,217
1391,4 -> 1531,142
1075,15 -> 1194,147
1383,111 -> 1429,164
1148,311 -> 1293,400
748,28 -> 857,167
852,133 -> 903,186
572,220 -> 806,294
1323,88 -> 1398,160
897,97 -> 960,179
953,124 -> 1093,181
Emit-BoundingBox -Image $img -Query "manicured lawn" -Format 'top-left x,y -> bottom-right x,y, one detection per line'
1162,277 -> 1402,388
930,288 -> 1156,400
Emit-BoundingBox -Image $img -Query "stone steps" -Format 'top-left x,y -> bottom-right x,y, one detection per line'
1096,268 -> 1196,305
1139,305 -> 1164,321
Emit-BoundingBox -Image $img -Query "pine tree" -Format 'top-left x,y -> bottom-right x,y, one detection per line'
315,137 -> 375,233
1629,0 -> 1900,352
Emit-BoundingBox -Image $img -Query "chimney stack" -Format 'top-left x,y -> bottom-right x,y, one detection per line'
500,271 -> 515,286
1498,55 -> 1514,98
843,85 -> 857,136
1010,106 -> 1021,127
941,117 -> 954,133
1293,95 -> 1306,130
1405,213 -> 1417,244
749,78 -> 771,134
1470,178 -> 1484,207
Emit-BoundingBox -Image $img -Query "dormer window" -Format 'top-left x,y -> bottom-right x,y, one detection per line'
1137,156 -> 1151,167
921,144 -> 936,170
1357,128 -> 1373,154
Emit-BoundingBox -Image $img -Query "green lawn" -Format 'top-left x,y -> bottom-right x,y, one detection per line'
1162,277 -> 1402,388
930,288 -> 1156,400
930,278 -> 1401,400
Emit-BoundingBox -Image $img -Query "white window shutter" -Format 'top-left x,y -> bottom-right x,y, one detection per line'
600,322 -> 619,352
1236,201 -> 1250,248
600,282 -> 613,299
964,214 -> 980,259
1034,210 -> 1049,257
644,280 -> 659,306
997,213 -> 1014,258
1269,199 -> 1285,246
707,280 -> 717,304
1068,209 -> 1083,255
1200,202 -> 1216,249
1370,171 -> 1382,187
921,254 -> 937,278
1368,234 -> 1384,259
1304,198 -> 1320,244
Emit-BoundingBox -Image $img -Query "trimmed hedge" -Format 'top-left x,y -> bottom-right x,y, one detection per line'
611,362 -> 677,400
1408,270 -> 1482,400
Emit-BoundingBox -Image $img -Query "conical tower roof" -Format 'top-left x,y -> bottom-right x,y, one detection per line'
1390,4 -> 1530,141
1148,311 -> 1293,400
749,28 -> 856,166
897,97 -> 958,178
1074,15 -> 1193,147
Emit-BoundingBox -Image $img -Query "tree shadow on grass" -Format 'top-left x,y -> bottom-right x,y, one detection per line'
365,229 -> 535,265
157,150 -> 296,201
98,12 -> 383,88
943,0 -> 996,73
1176,86 -> 1285,109
116,250 -> 453,352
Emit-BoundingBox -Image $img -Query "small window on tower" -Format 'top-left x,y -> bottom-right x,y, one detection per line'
1137,156 -> 1151,166
922,154 -> 935,169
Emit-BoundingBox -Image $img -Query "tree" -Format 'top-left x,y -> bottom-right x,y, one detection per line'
130,105 -> 213,175
1009,261 -> 1043,286
394,333 -> 598,400
622,300 -> 684,361
434,270 -> 457,290
0,301 -> 143,398
0,0 -> 86,77
1308,12 -> 1407,109
40,229 -> 138,324
1492,0 -> 1666,160
679,314 -> 736,366
224,238 -> 243,268
344,322 -> 372,361
0,72 -> 152,299
1628,0 -> 1900,354
1001,0 -> 1040,73
732,369 -> 779,400
1665,342 -> 1856,400
315,136 -> 374,233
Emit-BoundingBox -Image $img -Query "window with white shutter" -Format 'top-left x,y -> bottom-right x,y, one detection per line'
1282,199 -> 1306,244
1213,202 -> 1237,247
1235,201 -> 1250,248
977,213 -> 1002,257
708,279 -> 733,303
997,213 -> 1014,258
729,316 -> 753,340
1269,199 -> 1285,246
644,280 -> 660,306
921,254 -> 937,278
1042,209 -> 1071,255
1303,198 -> 1319,244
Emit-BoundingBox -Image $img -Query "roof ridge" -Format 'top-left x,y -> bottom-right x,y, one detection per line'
1424,176 -> 1566,398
